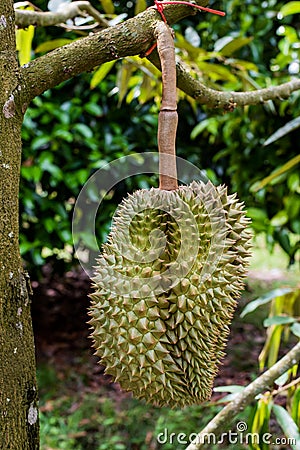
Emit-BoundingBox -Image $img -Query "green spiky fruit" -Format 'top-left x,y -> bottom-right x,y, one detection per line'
89,181 -> 252,408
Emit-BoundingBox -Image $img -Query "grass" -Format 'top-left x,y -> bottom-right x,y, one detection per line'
37,239 -> 299,450
38,375 -> 250,450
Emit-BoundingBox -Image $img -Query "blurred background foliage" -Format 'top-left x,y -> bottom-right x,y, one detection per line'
19,0 -> 300,274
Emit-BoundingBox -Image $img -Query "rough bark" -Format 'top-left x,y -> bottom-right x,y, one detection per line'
0,2 -> 39,449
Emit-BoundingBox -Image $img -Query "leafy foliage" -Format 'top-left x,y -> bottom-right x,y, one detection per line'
241,287 -> 300,368
20,0 -> 300,272
20,75 -> 159,272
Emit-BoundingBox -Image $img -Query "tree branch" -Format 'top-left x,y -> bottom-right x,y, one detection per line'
18,10 -> 159,107
185,341 -> 300,450
14,0 -> 201,28
17,1 -> 199,106
147,51 -> 300,110
16,1 -> 300,112
15,1 -> 109,28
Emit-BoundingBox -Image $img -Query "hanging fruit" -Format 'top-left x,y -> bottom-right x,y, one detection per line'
89,20 -> 252,408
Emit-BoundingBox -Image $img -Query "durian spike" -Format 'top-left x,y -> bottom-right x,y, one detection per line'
156,21 -> 178,191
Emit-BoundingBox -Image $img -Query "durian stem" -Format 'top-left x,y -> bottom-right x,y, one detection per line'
185,340 -> 300,450
155,21 -> 178,191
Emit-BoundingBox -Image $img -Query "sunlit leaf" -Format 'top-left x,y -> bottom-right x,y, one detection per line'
251,395 -> 272,438
198,62 -> 238,82
240,288 -> 293,317
250,155 -> 300,192
215,36 -> 253,56
270,210 -> 289,227
116,62 -> 135,106
191,118 -> 220,139
229,59 -> 258,72
135,0 -> 147,15
73,123 -> 93,139
48,0 -> 71,11
90,60 -> 117,89
275,371 -> 290,386
291,323 -> 300,338
108,13 -> 128,26
264,316 -> 296,327
267,325 -> 282,367
99,0 -> 115,14
291,387 -> 300,425
185,26 -> 201,47
280,1 -> 300,17
264,117 -> 300,146
35,39 -> 73,53
78,231 -> 99,251
214,36 -> 232,52
273,405 -> 300,450
16,26 -> 35,65
214,385 -> 245,393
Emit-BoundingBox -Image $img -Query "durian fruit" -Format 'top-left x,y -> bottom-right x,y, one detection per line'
89,180 -> 252,408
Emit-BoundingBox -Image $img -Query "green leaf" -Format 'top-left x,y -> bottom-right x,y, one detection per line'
99,0 -> 115,14
272,404 -> 300,450
73,123 -> 93,139
275,371 -> 290,387
16,25 -> 35,66
264,117 -> 300,146
288,173 -> 300,193
275,229 -> 291,256
84,103 -> 103,116
241,288 -> 293,317
214,385 -> 245,393
116,62 -> 135,106
77,231 -> 99,251
197,62 -> 238,82
90,60 -> 116,89
35,39 -> 73,53
270,210 -> 289,227
263,316 -> 296,327
21,165 -> 42,183
251,154 -> 300,192
134,0 -> 147,15
191,118 -> 220,139
53,129 -> 73,142
214,36 -> 233,52
291,387 -> 300,425
251,396 -> 272,439
246,207 -> 268,221
280,1 -> 300,17
267,325 -> 283,367
31,135 -> 52,151
215,36 -> 253,56
291,323 -> 300,338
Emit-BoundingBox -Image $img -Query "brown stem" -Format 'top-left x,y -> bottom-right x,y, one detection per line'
155,21 -> 178,191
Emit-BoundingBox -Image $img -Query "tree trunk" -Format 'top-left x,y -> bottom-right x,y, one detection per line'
0,2 -> 39,448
